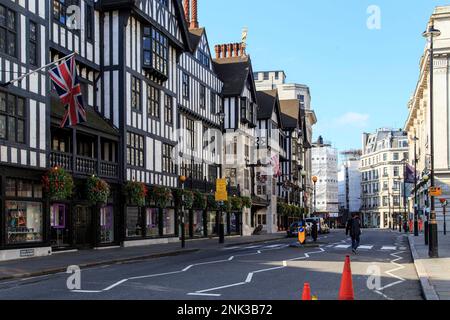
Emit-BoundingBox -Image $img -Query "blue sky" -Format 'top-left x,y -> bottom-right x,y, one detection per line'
199,0 -> 449,153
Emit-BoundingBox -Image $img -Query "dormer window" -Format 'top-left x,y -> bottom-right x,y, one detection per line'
142,27 -> 168,81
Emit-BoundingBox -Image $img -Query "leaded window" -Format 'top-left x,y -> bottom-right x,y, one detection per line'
0,91 -> 25,144
142,27 -> 168,77
164,94 -> 173,125
126,132 -> 144,168
29,21 -> 38,66
131,76 -> 141,111
162,143 -> 175,174
0,5 -> 17,57
147,85 -> 160,119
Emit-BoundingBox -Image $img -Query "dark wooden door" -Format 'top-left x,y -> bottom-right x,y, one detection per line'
74,206 -> 93,248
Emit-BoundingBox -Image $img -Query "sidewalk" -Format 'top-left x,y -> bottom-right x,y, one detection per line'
0,233 -> 286,281
408,232 -> 450,300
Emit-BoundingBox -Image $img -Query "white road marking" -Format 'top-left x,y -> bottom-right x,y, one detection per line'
187,248 -> 326,296
381,246 -> 397,251
244,245 -> 261,249
71,244 -> 287,294
187,293 -> 222,297
371,251 -> 407,300
358,245 -> 374,250
335,245 -> 351,249
263,244 -> 285,249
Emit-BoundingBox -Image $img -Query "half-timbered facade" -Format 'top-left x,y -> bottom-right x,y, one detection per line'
176,0 -> 231,238
0,0 -> 50,260
95,0 -> 192,247
213,43 -> 259,236
255,90 -> 286,233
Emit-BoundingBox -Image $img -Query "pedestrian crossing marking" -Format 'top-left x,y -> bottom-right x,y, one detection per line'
381,246 -> 397,251
358,245 -> 374,250
264,244 -> 285,249
335,245 -> 351,249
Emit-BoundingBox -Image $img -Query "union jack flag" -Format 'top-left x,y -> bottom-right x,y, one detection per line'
49,55 -> 87,128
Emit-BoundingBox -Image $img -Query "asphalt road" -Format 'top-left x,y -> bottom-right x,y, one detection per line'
0,229 -> 423,300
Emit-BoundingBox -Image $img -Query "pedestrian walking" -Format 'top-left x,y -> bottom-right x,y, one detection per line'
311,221 -> 318,242
346,214 -> 362,254
419,218 -> 423,232
409,219 -> 414,234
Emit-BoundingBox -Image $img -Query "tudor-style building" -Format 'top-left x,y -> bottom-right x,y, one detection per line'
0,0 -> 195,260
255,89 -> 286,233
213,42 -> 259,236
0,0 -> 49,260
95,0 -> 192,247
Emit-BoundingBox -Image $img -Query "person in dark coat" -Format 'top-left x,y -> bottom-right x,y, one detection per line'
311,221 -> 318,242
346,214 -> 362,254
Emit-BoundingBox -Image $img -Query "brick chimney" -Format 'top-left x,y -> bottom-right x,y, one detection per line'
183,0 -> 190,24
190,0 -> 199,29
233,43 -> 239,57
215,42 -> 247,58
214,45 -> 222,59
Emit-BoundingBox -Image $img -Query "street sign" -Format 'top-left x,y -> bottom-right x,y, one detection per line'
215,178 -> 228,202
430,187 -> 442,197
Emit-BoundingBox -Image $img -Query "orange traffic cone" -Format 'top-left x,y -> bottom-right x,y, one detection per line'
338,255 -> 355,300
302,283 -> 312,300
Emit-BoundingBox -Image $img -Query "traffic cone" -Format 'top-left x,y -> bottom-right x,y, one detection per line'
338,255 -> 354,300
302,283 -> 312,300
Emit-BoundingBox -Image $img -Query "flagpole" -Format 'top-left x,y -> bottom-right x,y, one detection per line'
0,52 -> 76,87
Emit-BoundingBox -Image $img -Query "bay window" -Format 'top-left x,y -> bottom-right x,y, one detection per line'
142,27 -> 169,78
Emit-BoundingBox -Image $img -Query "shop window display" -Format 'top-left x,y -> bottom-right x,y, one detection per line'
50,203 -> 69,247
100,206 -> 114,243
126,207 -> 143,238
193,210 -> 204,237
163,209 -> 175,235
146,208 -> 159,237
6,201 -> 43,244
208,211 -> 217,235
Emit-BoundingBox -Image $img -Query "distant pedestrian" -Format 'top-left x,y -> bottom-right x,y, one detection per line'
346,214 -> 362,254
403,221 -> 408,233
312,221 -> 318,242
419,218 -> 423,232
409,219 -> 414,234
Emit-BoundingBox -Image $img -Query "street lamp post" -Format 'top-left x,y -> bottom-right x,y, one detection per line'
413,137 -> 419,236
312,176 -> 318,216
423,174 -> 430,246
179,175 -> 187,249
423,24 -> 441,258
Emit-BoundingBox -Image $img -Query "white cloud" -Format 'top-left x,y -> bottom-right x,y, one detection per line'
333,112 -> 370,128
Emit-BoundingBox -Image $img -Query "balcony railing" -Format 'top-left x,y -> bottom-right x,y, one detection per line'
50,151 -> 118,179
50,151 -> 72,171
100,161 -> 119,178
76,156 -> 97,175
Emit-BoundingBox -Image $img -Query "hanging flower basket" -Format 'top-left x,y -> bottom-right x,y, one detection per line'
241,196 -> 252,209
217,200 -> 231,213
230,196 -> 243,211
86,176 -> 110,205
193,191 -> 207,210
124,181 -> 148,207
42,167 -> 74,201
207,194 -> 218,210
174,189 -> 194,210
150,186 -> 173,209
278,203 -> 288,216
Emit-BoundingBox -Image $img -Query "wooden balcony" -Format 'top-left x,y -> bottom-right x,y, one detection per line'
50,151 -> 119,179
